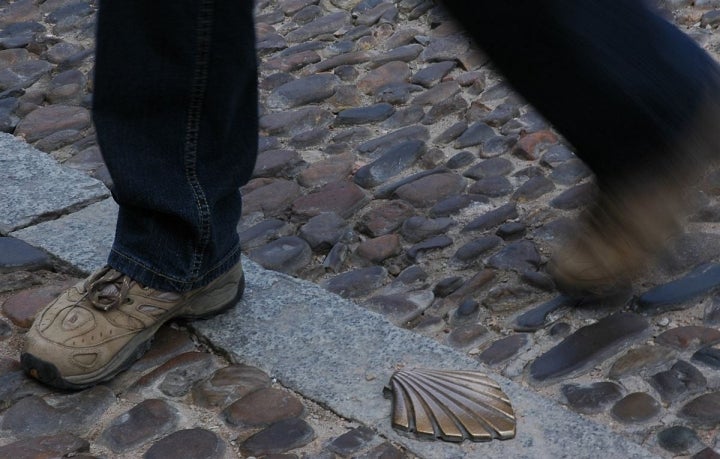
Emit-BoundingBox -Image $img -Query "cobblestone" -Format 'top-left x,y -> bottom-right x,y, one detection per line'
4,0 -> 720,457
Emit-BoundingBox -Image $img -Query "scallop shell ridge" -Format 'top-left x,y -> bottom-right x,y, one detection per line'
390,368 -> 516,442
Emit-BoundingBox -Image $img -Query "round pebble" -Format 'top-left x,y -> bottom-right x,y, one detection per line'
145,429 -> 225,459
611,392 -> 661,423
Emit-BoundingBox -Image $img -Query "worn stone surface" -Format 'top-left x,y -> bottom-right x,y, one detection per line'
0,236 -> 51,274
144,429 -> 226,459
679,392 -> 720,427
241,418 -> 315,456
0,133 -> 108,233
530,313 -> 649,383
611,393 -> 661,424
562,381 -> 624,415
223,387 -> 305,427
100,399 -> 179,453
649,360 -> 706,404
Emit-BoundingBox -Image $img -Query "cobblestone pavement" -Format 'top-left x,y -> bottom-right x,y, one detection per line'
4,0 -> 720,457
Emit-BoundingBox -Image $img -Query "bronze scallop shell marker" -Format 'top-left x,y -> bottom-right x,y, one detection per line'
389,368 -> 516,442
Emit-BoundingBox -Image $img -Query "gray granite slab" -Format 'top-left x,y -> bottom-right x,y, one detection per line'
193,260 -> 659,459
0,133 -> 109,233
11,198 -> 117,273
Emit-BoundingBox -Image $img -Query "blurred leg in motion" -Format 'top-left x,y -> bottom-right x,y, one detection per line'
443,0 -> 720,294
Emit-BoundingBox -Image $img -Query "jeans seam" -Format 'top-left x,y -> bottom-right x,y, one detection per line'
184,0 -> 215,278
110,242 -> 241,287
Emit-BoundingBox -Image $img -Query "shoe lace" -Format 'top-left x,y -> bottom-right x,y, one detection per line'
84,266 -> 135,311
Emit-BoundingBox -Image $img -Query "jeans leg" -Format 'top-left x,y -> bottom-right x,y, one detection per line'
442,0 -> 720,187
93,0 -> 258,292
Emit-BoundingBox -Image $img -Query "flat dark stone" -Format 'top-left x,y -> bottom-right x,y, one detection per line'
649,360 -> 706,404
496,222 -> 526,240
481,135 -> 517,158
608,345 -> 677,380
0,434 -> 89,459
657,426 -> 702,455
520,270 -> 555,291
453,121 -> 495,149
260,107 -> 333,136
446,150 -> 475,169
656,326 -> 720,350
406,235 -> 453,261
550,182 -> 596,210
549,159 -> 591,185
513,296 -> 578,332
452,236 -> 502,267
145,429 -> 226,459
354,140 -> 425,188
561,381 -> 623,414
357,125 -> 429,155
468,175 -> 513,197
191,364 -> 270,409
411,61 -> 456,88
447,322 -> 489,349
365,290 -> 433,324
463,157 -> 513,180
486,240 -> 541,272
549,322 -> 572,337
248,236 -> 312,275
223,388 -> 304,427
611,392 -> 661,423
292,181 -> 369,219
238,218 -> 292,250
101,399 -> 179,453
323,266 -> 387,298
381,105 -> 425,128
429,194 -> 479,217
530,313 -> 649,382
327,426 -> 375,456
252,149 -> 303,178
393,172 -> 465,208
512,175 -> 555,202
462,203 -> 518,232
421,94 -> 468,125
298,212 -> 350,252
433,276 -> 465,298
400,216 -> 455,243
268,73 -> 339,109
373,167 -> 445,200
540,144 -> 575,167
705,295 -> 720,325
434,120 -> 467,144
692,346 -> 720,369
0,237 -> 51,273
336,103 -> 395,125
1,386 -> 115,438
357,199 -> 415,237
679,392 -> 720,427
286,11 -> 348,42
452,299 -> 479,321
478,333 -> 529,365
637,263 -> 720,314
241,418 -> 315,456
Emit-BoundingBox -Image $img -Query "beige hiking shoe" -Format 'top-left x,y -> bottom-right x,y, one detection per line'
21,261 -> 244,389
548,179 -> 685,296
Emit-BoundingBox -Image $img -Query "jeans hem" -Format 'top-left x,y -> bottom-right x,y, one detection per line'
107,243 -> 242,293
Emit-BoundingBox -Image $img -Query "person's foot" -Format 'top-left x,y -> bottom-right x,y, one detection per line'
21,261 -> 245,390
548,178 -> 685,297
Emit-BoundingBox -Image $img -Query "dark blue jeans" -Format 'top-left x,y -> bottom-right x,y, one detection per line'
442,0 -> 720,187
93,0 -> 257,292
93,0 -> 718,292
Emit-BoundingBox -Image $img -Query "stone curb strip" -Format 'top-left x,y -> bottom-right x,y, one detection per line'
5,132 -> 656,458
